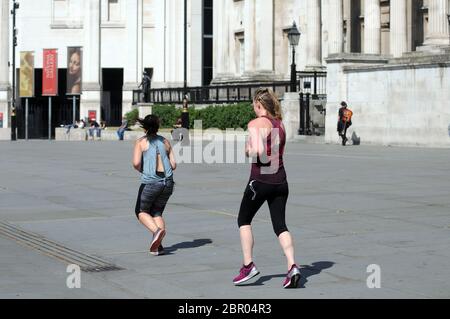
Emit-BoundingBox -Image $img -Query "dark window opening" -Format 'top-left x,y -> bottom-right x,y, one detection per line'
101,68 -> 123,127
202,0 -> 213,86
351,0 -> 362,53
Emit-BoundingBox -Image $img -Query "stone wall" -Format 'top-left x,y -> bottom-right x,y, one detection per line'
325,53 -> 450,148
55,128 -> 248,142
55,128 -> 145,141
281,93 -> 327,141
0,128 -> 10,140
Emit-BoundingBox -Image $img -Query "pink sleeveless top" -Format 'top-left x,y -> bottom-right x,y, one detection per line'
250,116 -> 287,184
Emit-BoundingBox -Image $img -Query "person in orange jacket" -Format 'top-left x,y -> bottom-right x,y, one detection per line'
337,101 -> 353,146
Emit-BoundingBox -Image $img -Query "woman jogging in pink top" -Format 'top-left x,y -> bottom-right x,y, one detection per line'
233,88 -> 301,288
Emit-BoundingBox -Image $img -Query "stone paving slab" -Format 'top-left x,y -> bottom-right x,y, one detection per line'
0,140 -> 449,299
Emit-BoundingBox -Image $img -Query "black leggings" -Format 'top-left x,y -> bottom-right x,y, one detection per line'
238,180 -> 289,237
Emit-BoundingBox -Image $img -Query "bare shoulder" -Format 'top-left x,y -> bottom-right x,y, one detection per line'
248,117 -> 272,129
135,136 -> 147,147
248,117 -> 270,128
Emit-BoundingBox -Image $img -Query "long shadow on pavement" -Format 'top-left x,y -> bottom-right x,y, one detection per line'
298,261 -> 335,288
161,239 -> 213,255
238,261 -> 335,288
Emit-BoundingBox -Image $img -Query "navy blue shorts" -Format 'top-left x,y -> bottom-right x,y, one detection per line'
135,178 -> 174,218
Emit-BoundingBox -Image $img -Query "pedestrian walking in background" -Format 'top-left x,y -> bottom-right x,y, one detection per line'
337,101 -> 353,146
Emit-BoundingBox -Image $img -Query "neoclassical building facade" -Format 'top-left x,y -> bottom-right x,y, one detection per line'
213,0 -> 450,148
213,0 -> 450,83
0,0 -> 209,134
0,0 -> 449,146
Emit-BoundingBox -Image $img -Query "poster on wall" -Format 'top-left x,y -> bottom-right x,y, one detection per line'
88,110 -> 96,122
42,49 -> 58,96
0,112 -> 3,128
67,46 -> 83,95
19,51 -> 35,98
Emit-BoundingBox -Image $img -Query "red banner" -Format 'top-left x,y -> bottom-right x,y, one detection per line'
42,49 -> 58,96
88,110 -> 97,122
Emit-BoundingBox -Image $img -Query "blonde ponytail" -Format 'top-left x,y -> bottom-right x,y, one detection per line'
253,88 -> 283,121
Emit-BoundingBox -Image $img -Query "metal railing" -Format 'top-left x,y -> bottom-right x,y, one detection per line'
297,71 -> 327,97
132,72 -> 327,105
133,82 -> 293,105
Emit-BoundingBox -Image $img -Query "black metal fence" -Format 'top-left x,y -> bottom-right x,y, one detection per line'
132,71 -> 327,105
297,71 -> 327,97
133,82 -> 292,105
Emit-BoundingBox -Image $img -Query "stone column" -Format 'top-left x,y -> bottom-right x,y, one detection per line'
213,0 -> 225,76
390,0 -> 408,57
125,0 -> 139,85
244,0 -> 256,73
255,0 -> 273,72
328,0 -> 344,54
137,0 -> 143,84
212,0 -> 219,78
81,0 -> 101,122
190,0 -> 203,86
226,0 -> 236,76
306,0 -> 322,69
123,0 -> 139,112
165,0 -> 183,85
153,0 -> 165,86
425,0 -> 450,46
364,0 -> 381,54
0,0 -> 9,130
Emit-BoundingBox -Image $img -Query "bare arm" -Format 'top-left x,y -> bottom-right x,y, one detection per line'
246,119 -> 269,158
132,139 -> 143,172
164,139 -> 177,170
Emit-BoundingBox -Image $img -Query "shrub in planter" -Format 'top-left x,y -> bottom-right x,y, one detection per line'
125,109 -> 139,126
152,102 -> 255,130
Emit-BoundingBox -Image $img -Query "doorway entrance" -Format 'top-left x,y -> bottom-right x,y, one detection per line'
101,68 -> 123,127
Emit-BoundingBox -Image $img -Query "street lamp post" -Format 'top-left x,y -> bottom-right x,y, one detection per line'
183,0 -> 187,94
287,21 -> 300,93
10,0 -> 19,141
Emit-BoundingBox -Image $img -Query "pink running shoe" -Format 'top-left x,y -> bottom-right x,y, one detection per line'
283,264 -> 301,288
233,262 -> 260,285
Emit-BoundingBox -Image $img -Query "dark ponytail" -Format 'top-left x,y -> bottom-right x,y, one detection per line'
137,114 -> 160,136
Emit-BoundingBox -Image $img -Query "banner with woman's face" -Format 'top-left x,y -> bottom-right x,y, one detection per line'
67,47 -> 83,95
19,51 -> 35,98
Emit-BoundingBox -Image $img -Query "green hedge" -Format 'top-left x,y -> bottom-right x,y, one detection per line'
124,108 -> 139,126
152,102 -> 255,130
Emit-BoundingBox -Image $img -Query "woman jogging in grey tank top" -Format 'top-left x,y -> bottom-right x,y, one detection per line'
132,115 -> 177,256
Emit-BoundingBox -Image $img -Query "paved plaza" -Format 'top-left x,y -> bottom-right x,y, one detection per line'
0,139 -> 450,299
